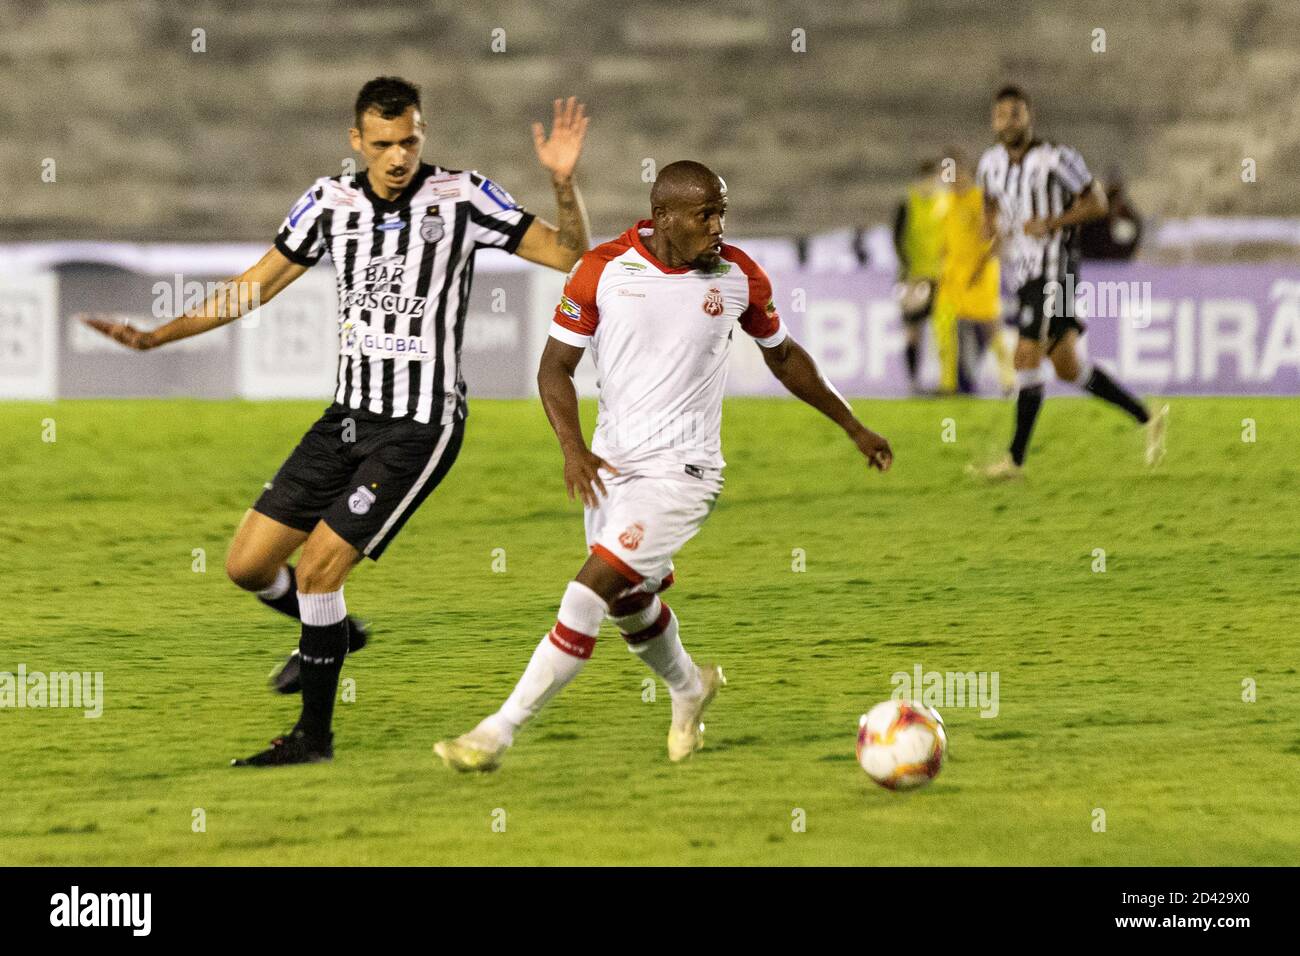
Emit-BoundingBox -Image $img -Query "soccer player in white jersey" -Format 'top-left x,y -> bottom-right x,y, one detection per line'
972,85 -> 1167,479
434,161 -> 894,771
82,77 -> 592,766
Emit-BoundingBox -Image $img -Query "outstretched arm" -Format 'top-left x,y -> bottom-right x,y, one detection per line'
515,97 -> 591,272
80,247 -> 307,350
761,336 -> 893,472
537,336 -> 618,505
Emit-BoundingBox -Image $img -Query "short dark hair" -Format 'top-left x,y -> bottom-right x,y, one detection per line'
354,76 -> 422,130
995,84 -> 1030,107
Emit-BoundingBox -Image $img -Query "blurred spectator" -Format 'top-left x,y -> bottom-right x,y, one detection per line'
893,158 -> 950,393
1081,167 -> 1142,259
935,148 -> 1015,396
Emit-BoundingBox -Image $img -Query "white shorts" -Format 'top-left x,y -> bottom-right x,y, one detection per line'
584,469 -> 723,595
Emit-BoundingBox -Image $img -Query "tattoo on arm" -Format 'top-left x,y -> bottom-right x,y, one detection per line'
552,177 -> 590,254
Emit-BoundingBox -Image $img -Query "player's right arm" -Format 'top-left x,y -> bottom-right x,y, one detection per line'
538,252 -> 617,506
82,248 -> 307,350
83,179 -> 330,350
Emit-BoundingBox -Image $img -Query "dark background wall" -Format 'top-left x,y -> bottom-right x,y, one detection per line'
4,0 -> 1298,241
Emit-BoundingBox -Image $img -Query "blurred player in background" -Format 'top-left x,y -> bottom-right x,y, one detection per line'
84,78 -> 593,766
434,161 -> 894,772
893,159 -> 951,394
972,85 -> 1167,478
936,148 -> 1014,395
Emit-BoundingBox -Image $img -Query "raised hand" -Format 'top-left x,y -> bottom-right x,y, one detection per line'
532,96 -> 589,182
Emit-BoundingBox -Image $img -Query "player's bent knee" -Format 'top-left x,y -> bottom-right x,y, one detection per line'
295,542 -> 358,594
609,591 -> 655,618
1013,343 -> 1041,371
224,552 -> 277,592
1053,359 -> 1081,382
294,558 -> 349,595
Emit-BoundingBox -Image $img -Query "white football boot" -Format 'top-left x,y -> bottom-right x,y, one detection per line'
966,455 -> 1024,481
433,717 -> 511,773
667,664 -> 726,762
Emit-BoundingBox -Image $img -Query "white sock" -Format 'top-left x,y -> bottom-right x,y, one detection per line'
257,565 -> 292,601
488,581 -> 608,742
298,588 -> 346,627
622,601 -> 702,699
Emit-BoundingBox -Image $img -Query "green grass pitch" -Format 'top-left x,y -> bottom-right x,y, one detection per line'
2,395 -> 1297,865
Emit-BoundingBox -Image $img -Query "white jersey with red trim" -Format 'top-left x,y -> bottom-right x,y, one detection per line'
548,220 -> 786,475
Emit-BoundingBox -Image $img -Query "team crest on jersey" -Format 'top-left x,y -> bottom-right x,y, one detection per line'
348,485 -> 377,515
420,212 -> 445,242
618,522 -> 646,551
702,287 -> 725,316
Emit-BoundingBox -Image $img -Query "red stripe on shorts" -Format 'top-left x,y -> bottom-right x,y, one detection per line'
591,543 -> 644,584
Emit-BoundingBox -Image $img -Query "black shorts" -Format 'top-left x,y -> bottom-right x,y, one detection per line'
253,404 -> 465,561
1015,276 -> 1087,352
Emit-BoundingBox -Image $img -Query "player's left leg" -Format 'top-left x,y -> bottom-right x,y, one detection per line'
232,523 -> 360,766
607,588 -> 724,762
932,297 -> 959,395
1049,329 -> 1168,464
955,316 -> 990,394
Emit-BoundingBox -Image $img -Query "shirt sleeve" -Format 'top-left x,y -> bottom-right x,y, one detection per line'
1054,145 -> 1093,196
274,183 -> 329,266
468,171 -> 536,254
735,253 -> 787,348
548,253 -> 603,347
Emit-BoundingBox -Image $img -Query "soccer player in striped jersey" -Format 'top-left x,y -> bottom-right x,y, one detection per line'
83,77 -> 592,766
971,85 -> 1167,479
433,161 -> 894,772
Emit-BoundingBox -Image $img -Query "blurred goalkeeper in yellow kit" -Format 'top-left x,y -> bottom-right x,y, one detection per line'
936,149 -> 1015,395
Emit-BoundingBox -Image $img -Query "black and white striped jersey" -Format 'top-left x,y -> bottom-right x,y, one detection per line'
274,162 -> 535,425
976,140 -> 1093,289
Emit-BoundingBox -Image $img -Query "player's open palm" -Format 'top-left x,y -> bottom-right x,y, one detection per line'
853,428 -> 894,472
532,96 -> 589,181
563,447 -> 617,507
78,315 -> 158,351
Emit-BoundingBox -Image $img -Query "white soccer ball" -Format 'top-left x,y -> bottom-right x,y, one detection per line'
856,699 -> 948,791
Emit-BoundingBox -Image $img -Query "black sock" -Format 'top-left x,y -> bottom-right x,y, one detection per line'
258,566 -> 364,652
1084,367 -> 1149,423
257,565 -> 300,619
905,342 -> 919,382
295,618 -> 349,739
1009,384 -> 1045,466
